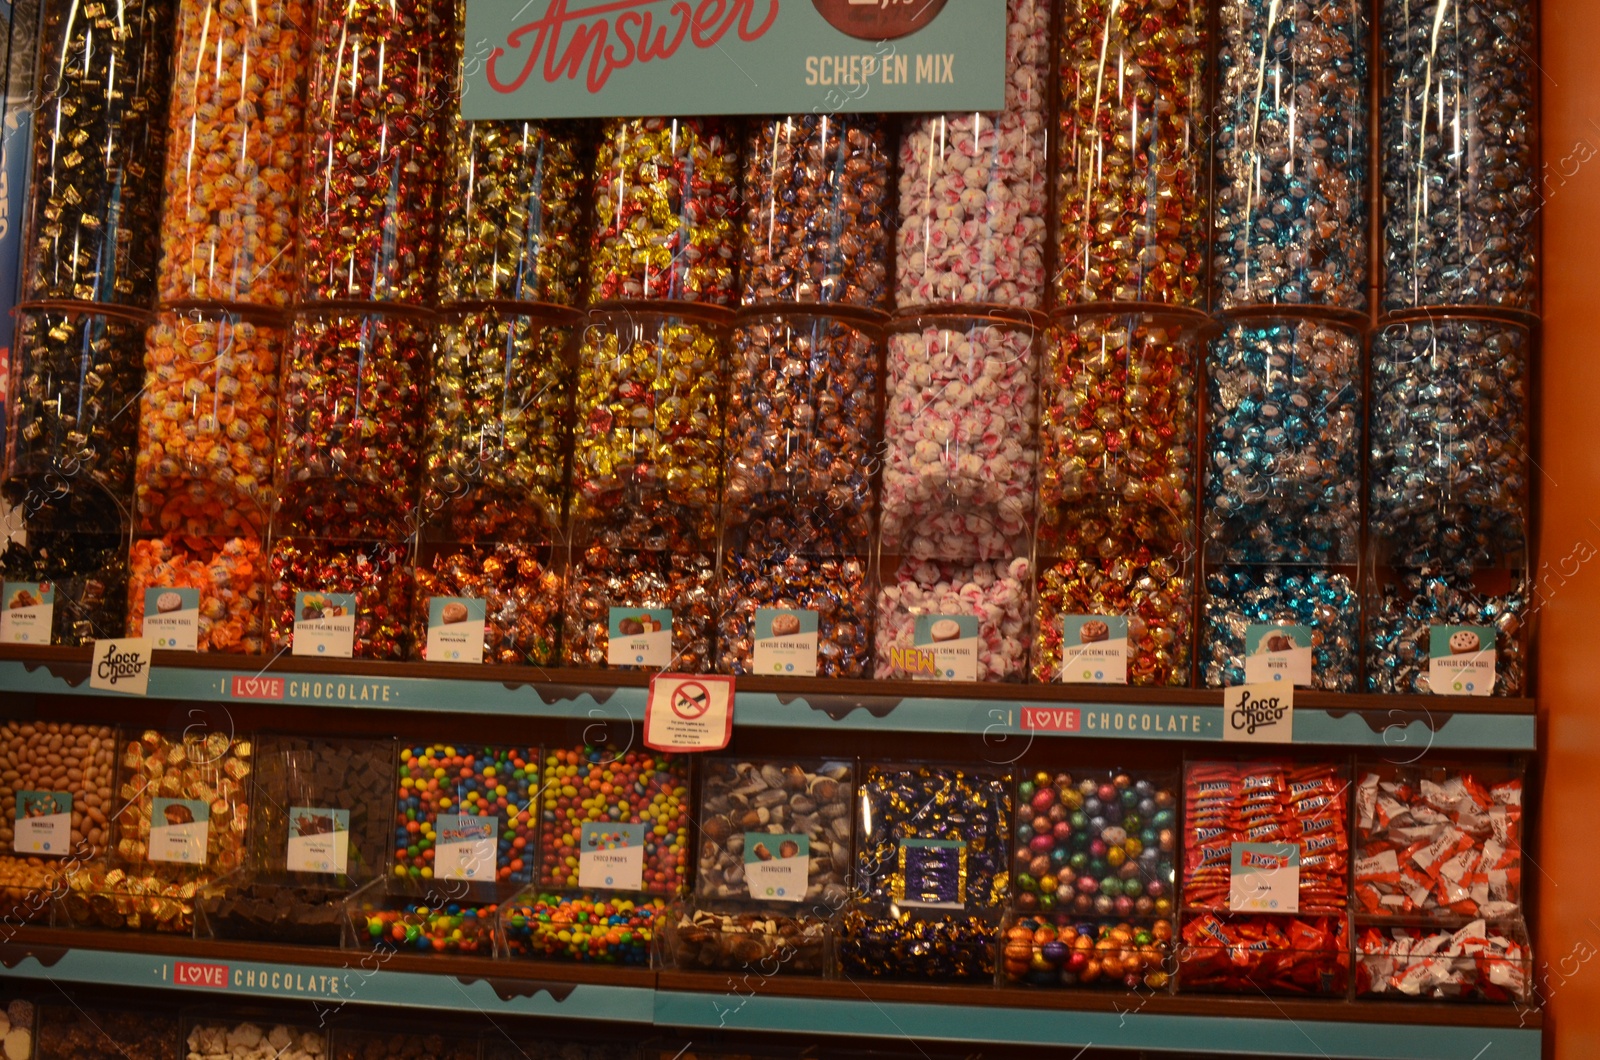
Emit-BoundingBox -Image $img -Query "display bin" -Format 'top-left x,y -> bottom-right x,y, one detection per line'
659,901 -> 831,977
412,308 -> 575,666
1355,916 -> 1533,1003
1353,760 -> 1525,919
1057,0 -> 1207,308
1203,316 -> 1363,564
588,118 -> 738,306
342,876 -> 503,957
1012,769 -> 1178,921
741,114 -> 891,311
157,0 -> 309,308
23,0 -> 172,307
1000,914 -> 1175,991
391,743 -> 538,894
538,743 -> 689,900
331,1020 -> 482,1060
1380,0 -> 1538,313
298,0 -> 450,304
856,761 -> 1012,911
438,116 -> 590,308
896,0 -> 1049,312
1200,565 -> 1360,691
56,728 -> 253,935
0,519 -> 130,647
1177,911 -> 1350,996
1212,0 -> 1369,312
1363,562 -> 1529,697
0,998 -> 35,1060
36,1002 -> 180,1060
199,735 -> 395,945
127,535 -> 267,654
266,538 -> 415,661
0,720 -> 117,925
180,1011 -> 329,1060
836,905 -> 1000,984
499,888 -> 665,966
1369,316 -> 1531,570
1182,759 -> 1350,914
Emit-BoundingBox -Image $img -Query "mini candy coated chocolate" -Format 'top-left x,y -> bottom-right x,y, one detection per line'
276,311 -> 429,540
1364,564 -> 1527,696
742,114 -> 889,309
158,0 -> 308,307
875,556 -> 1033,682
1205,318 -> 1362,563
1180,913 -> 1349,994
837,909 -> 998,982
1012,770 -> 1177,920
26,0 -> 173,306
1356,919 -> 1531,1001
1369,319 -> 1529,569
1354,764 -> 1523,919
1382,0 -> 1537,311
1213,0 -> 1368,310
1184,760 -> 1349,912
425,310 -> 572,541
439,117 -> 587,306
881,318 -> 1039,561
349,900 -> 498,954
393,744 -> 537,887
589,118 -> 738,305
267,538 -> 413,659
136,312 -> 282,537
412,544 -> 561,666
501,891 -> 664,964
299,0 -> 450,303
1032,546 -> 1193,687
666,907 -> 829,974
857,762 -> 1012,909
1058,0 -> 1207,307
696,758 -> 853,905
127,535 -> 266,653
5,310 -> 145,523
1202,565 -> 1357,691
0,531 -> 130,645
1003,916 -> 1174,989
539,745 -> 688,897
897,0 -> 1048,309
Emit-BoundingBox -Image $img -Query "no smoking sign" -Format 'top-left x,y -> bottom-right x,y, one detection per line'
645,673 -> 735,752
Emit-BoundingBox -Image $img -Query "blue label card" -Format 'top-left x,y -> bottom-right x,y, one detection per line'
292,592 -> 356,658
13,789 -> 71,854
1060,615 -> 1128,684
742,832 -> 808,902
1,580 -> 54,644
150,798 -> 210,864
579,821 -> 647,890
426,597 -> 487,664
287,807 -> 351,874
753,608 -> 819,677
900,614 -> 979,681
1428,625 -> 1497,697
144,587 -> 201,652
1244,623 -> 1314,687
608,607 -> 674,667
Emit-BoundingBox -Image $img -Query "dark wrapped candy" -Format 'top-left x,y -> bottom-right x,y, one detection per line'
1365,564 -> 1527,697
837,908 -> 998,982
856,762 -> 1012,909
0,530 -> 129,645
1202,565 -> 1358,691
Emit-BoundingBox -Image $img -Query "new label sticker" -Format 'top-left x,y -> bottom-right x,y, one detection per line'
292,592 -> 356,658
150,798 -> 210,864
578,822 -> 646,890
1061,615 -> 1128,684
286,807 -> 350,875
752,608 -> 819,677
644,673 -> 735,753
13,790 -> 71,855
425,597 -> 486,664
743,832 -> 808,902
0,581 -> 54,644
90,637 -> 153,696
1244,624 -> 1313,687
1428,624 -> 1497,697
144,587 -> 200,652
608,607 -> 673,667
434,814 -> 496,881
1230,841 -> 1300,913
900,614 -> 979,681
1224,683 -> 1294,743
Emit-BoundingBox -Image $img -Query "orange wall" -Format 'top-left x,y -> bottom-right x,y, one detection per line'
1536,0 -> 1600,1056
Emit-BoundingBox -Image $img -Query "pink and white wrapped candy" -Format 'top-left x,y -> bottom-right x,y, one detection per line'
895,0 -> 1049,310
875,556 -> 1032,682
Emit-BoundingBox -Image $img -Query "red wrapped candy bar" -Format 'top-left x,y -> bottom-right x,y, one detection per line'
1179,912 -> 1349,995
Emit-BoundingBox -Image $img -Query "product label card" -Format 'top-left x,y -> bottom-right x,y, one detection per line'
1230,841 -> 1301,913
743,832 -> 808,902
425,597 -> 487,664
1244,624 -> 1314,686
891,614 -> 979,681
149,798 -> 210,864
0,581 -> 54,644
1060,615 -> 1128,684
898,838 -> 967,908
292,592 -> 356,658
89,637 -> 153,696
752,608 -> 819,677
578,822 -> 646,890
434,814 -> 496,881
1428,625 -> 1497,697
1224,683 -> 1294,743
643,673 -> 735,753
13,790 -> 71,855
607,607 -> 673,667
286,807 -> 350,875
143,587 -> 200,652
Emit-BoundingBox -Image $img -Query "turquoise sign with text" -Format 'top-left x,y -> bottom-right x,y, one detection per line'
461,0 -> 1007,119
